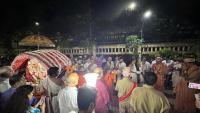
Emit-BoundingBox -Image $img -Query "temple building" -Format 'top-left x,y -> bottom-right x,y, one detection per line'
59,32 -> 194,57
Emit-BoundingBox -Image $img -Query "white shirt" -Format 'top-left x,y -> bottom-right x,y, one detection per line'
118,62 -> 126,71
58,86 -> 78,113
140,61 -> 151,74
116,62 -> 126,76
84,62 -> 90,73
172,62 -> 182,76
173,62 -> 182,69
165,60 -> 174,67
106,61 -> 114,70
130,64 -> 137,73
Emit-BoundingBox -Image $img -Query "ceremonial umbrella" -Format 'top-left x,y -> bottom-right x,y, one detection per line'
18,34 -> 55,49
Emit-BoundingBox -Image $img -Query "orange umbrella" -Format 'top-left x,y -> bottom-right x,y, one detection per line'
19,34 -> 55,48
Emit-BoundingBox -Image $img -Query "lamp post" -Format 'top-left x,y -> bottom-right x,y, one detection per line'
141,10 -> 152,40
124,4 -> 152,62
35,22 -> 40,50
139,10 -> 152,61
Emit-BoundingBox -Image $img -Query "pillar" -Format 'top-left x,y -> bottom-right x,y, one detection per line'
92,44 -> 96,57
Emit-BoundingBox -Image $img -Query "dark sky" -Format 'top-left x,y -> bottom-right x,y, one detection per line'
0,0 -> 199,36
93,0 -> 200,23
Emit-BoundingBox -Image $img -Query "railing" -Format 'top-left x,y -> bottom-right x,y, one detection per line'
60,42 -> 192,55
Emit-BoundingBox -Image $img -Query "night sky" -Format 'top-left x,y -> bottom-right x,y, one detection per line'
0,0 -> 199,40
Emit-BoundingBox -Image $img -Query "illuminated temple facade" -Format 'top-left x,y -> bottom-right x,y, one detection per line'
59,32 -> 194,56
59,42 -> 193,56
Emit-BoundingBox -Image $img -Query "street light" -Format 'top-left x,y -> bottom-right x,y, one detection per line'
128,2 -> 137,11
144,10 -> 152,19
141,10 -> 152,40
34,21 -> 40,50
139,10 -> 152,62
35,22 -> 40,26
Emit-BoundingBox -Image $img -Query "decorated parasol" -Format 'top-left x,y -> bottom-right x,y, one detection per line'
11,49 -> 71,82
18,34 -> 55,49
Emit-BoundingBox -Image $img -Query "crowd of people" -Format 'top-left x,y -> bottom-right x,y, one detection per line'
0,54 -> 200,113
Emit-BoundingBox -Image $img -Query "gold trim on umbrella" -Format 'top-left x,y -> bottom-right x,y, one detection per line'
19,34 -> 55,47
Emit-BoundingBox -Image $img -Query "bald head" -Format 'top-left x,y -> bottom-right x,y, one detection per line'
66,73 -> 79,87
93,67 -> 103,79
93,67 -> 102,74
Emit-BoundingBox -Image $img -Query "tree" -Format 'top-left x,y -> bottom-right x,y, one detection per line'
125,34 -> 142,62
158,48 -> 177,59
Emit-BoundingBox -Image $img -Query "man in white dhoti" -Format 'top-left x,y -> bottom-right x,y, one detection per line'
106,56 -> 114,71
130,59 -> 138,83
116,58 -> 126,80
140,57 -> 151,83
58,73 -> 79,113
84,58 -> 91,73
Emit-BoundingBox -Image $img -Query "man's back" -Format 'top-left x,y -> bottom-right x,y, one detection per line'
58,86 -> 78,113
115,78 -> 133,100
129,85 -> 170,113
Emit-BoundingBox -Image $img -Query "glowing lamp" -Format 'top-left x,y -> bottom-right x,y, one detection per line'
35,22 -> 40,26
129,2 -> 136,10
144,10 -> 152,19
83,73 -> 99,87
